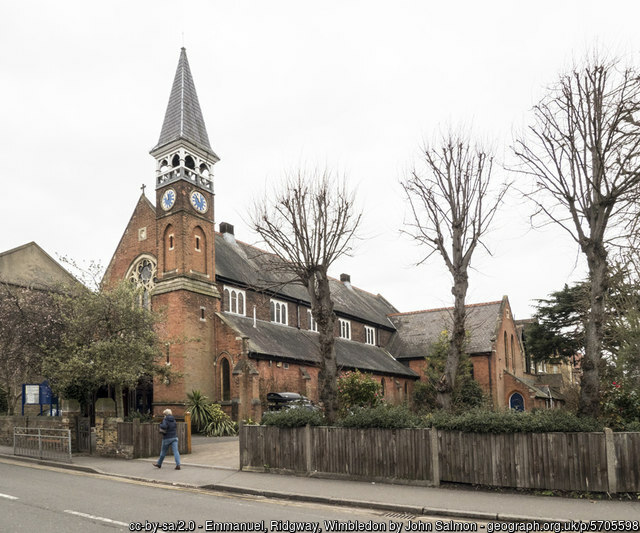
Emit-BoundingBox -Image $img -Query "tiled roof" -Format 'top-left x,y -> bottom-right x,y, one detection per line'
151,48 -> 216,157
218,313 -> 417,379
386,300 -> 505,359
214,233 -> 398,328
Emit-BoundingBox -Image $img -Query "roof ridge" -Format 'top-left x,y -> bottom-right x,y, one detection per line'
215,232 -> 385,299
388,300 -> 503,317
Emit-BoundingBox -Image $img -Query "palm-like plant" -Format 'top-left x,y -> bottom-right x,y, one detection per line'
186,390 -> 214,433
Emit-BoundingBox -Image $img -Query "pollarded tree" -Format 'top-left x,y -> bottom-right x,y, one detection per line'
514,53 -> 640,417
251,170 -> 361,423
402,130 -> 509,410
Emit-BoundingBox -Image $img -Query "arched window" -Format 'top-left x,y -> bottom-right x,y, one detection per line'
163,224 -> 175,272
504,331 -> 508,370
509,392 -> 525,411
510,334 -> 515,371
192,226 -> 206,273
127,256 -> 157,309
185,155 -> 195,170
221,358 -> 231,401
171,154 -> 180,167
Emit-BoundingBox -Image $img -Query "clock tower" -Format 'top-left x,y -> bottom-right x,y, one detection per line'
150,48 -> 220,414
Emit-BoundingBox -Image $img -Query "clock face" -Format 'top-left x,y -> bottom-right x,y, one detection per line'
190,190 -> 208,213
161,189 -> 176,211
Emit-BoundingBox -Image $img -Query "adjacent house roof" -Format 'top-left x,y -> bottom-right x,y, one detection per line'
386,300 -> 505,359
151,48 -> 218,159
215,232 -> 398,329
218,313 -> 417,379
0,242 -> 76,290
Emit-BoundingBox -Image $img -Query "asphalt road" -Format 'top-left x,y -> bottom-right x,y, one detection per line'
1,460 -> 457,533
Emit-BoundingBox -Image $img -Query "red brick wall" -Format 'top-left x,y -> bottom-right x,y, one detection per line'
152,289 -> 219,415
102,196 -> 157,289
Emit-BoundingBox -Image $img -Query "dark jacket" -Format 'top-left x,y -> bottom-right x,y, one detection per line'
160,415 -> 178,439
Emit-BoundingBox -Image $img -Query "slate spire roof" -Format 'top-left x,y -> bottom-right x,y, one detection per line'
151,48 -> 217,159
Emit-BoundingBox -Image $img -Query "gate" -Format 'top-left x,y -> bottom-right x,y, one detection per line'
13,427 -> 72,463
76,417 -> 91,453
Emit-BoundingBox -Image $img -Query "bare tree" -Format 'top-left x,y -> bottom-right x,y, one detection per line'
403,130 -> 508,410
251,170 -> 361,423
514,54 -> 640,418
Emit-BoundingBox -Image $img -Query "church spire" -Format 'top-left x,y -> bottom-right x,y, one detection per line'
152,48 -> 217,158
152,48 -> 219,192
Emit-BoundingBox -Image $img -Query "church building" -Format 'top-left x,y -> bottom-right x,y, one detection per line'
101,49 -> 555,421
102,49 -> 417,421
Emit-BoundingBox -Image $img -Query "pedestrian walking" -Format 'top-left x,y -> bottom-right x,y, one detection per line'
153,408 -> 181,470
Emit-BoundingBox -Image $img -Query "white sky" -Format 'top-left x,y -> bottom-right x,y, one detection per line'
2,1 -> 639,319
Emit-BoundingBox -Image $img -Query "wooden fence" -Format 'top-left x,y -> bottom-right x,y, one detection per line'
239,425 -> 640,493
117,419 -> 190,459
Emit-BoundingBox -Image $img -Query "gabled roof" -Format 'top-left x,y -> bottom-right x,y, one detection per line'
0,242 -> 76,290
151,48 -> 217,159
386,300 -> 506,359
218,313 -> 417,379
214,233 -> 398,328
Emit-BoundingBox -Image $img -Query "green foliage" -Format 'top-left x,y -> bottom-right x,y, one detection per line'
186,390 -> 214,433
42,281 -> 163,415
527,283 -> 588,364
412,330 -> 486,412
337,370 -> 382,415
186,390 -> 237,436
426,408 -> 603,433
600,379 -> 640,431
203,403 -> 237,437
0,282 -> 64,414
124,411 -> 154,422
338,404 -> 425,429
261,408 -> 326,428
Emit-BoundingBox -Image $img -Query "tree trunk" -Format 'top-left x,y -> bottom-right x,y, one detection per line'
579,244 -> 608,418
311,274 -> 338,424
437,266 -> 468,410
115,383 -> 125,419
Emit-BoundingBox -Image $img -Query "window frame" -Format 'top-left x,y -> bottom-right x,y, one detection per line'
270,299 -> 288,325
307,309 -> 318,332
339,318 -> 351,340
223,286 -> 246,316
364,325 -> 375,345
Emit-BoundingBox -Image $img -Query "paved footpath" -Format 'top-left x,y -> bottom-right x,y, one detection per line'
1,436 -> 639,523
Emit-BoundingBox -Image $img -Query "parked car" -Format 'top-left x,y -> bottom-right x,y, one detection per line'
266,392 -> 318,411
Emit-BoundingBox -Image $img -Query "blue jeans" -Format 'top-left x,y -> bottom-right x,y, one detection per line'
157,437 -> 180,466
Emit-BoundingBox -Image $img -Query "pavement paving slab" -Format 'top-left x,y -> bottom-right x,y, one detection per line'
1,436 -> 639,523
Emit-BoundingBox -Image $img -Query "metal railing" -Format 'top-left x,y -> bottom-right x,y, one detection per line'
13,427 -> 72,463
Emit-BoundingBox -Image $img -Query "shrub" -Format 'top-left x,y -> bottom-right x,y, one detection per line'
186,390 -> 215,433
426,408 -> 603,434
203,404 -> 237,436
124,411 -> 154,423
337,370 -> 382,416
261,408 -> 326,428
338,404 -> 425,429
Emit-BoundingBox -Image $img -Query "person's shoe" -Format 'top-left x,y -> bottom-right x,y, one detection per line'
175,465 -> 181,470
153,463 -> 161,468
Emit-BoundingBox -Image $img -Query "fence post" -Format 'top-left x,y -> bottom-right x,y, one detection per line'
304,424 -> 312,474
38,428 -> 43,459
238,421 -> 245,470
184,412 -> 192,453
604,428 -> 617,494
430,427 -> 440,487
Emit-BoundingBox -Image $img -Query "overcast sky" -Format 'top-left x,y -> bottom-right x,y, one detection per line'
2,1 -> 639,319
